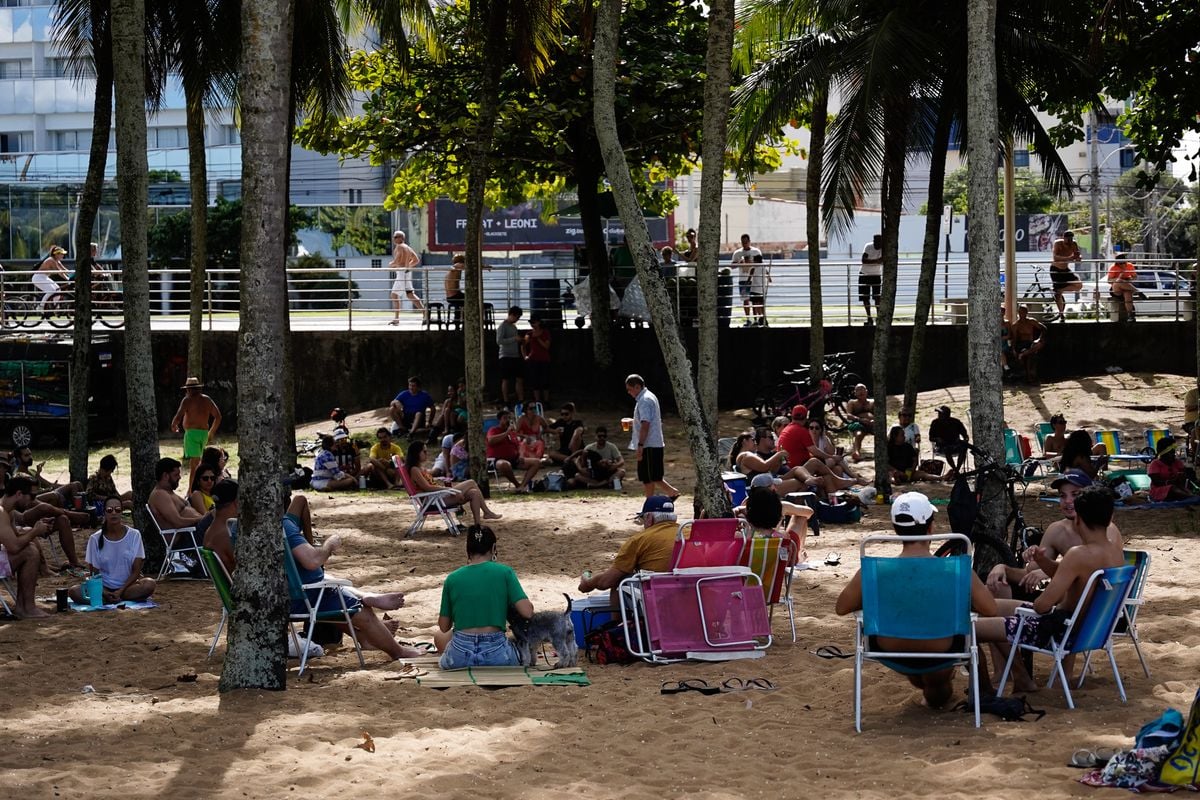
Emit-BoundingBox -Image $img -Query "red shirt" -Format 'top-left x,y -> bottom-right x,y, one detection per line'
526,329 -> 551,363
777,422 -> 814,465
486,426 -> 520,460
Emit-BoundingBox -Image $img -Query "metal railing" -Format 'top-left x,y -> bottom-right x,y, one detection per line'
0,256 -> 1194,331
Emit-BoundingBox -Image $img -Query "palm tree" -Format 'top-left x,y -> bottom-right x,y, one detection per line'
594,0 -> 730,517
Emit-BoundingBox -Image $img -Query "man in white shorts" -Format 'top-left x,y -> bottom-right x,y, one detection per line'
388,231 -> 423,325
34,246 -> 70,311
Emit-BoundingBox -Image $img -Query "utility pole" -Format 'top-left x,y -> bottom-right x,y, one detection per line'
1088,111 -> 1102,276
1003,139 -> 1016,320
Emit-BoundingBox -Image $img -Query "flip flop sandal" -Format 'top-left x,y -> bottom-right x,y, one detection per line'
1067,747 -> 1119,768
824,552 -> 841,566
813,645 -> 852,659
720,677 -> 776,692
660,679 -> 722,696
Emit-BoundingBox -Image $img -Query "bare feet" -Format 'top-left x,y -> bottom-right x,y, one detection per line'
483,511 -> 503,520
396,644 -> 427,659
15,606 -> 51,619
363,591 -> 406,611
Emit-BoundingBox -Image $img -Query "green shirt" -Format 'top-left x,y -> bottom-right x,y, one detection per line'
439,560 -> 528,630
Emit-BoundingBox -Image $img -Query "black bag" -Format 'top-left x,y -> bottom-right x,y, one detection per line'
584,620 -> 637,665
308,621 -> 343,646
947,473 -> 978,537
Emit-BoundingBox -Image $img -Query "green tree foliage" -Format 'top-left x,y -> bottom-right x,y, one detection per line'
296,0 -> 710,212
314,206 -> 391,256
146,198 -> 313,266
935,165 -> 1057,215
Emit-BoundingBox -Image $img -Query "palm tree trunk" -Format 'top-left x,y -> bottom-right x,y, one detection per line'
903,101 -> 954,410
111,0 -> 159,538
696,0 -> 734,433
463,0 -> 510,492
806,85 -> 828,384
871,101 -> 908,497
185,82 -> 208,379
220,0 -> 295,693
69,12 -> 112,485
966,0 -> 1005,540
594,0 -> 728,517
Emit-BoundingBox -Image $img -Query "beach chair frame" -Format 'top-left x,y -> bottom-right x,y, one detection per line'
145,504 -> 208,582
282,531 -> 365,676
394,457 -> 463,537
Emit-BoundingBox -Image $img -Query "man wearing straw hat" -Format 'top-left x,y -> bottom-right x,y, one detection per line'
171,377 -> 222,482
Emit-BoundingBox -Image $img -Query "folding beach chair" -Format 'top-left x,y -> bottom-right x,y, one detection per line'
282,529 -> 365,676
671,518 -> 749,570
0,546 -> 15,616
1035,422 -> 1054,454
1143,428 -> 1171,457
853,534 -> 980,731
145,504 -> 208,581
618,567 -> 770,664
393,457 -> 463,537
742,534 -> 800,642
1115,549 -> 1152,678
1004,428 -> 1047,477
198,547 -> 234,659
997,565 -> 1137,709
1094,430 -> 1151,465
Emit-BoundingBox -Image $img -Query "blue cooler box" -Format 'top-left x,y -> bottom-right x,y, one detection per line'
570,595 -> 616,648
722,471 -> 748,507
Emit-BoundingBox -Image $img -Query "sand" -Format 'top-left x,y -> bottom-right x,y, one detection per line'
2,371 -> 1198,799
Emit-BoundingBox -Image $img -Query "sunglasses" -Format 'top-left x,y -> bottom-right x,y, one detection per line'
199,475 -> 215,482
105,506 -> 123,513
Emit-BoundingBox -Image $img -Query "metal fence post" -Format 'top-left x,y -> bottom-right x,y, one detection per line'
347,274 -> 353,330
206,268 -> 214,330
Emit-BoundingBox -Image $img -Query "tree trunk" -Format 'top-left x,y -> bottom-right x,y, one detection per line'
903,101 -> 953,410
575,162 -> 613,370
111,0 -> 159,539
69,13 -> 113,485
806,85 -> 828,384
185,82 -> 208,380
594,0 -> 729,517
220,0 -> 295,693
871,101 -> 908,498
965,0 -> 1005,540
696,0 -> 734,434
463,0 -> 509,493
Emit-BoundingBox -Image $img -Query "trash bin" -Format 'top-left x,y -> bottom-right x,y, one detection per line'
529,278 -> 563,328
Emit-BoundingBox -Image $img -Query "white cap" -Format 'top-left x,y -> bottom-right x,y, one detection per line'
332,430 -> 349,442
890,491 -> 937,525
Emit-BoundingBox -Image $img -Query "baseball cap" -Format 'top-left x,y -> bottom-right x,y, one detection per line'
332,430 -> 349,442
936,405 -> 951,416
635,495 -> 674,518
750,473 -> 781,489
1050,468 -> 1092,490
890,491 -> 937,525
791,404 -> 808,419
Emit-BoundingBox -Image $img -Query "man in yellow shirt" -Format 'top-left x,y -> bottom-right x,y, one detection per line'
577,496 -> 677,607
368,427 -> 405,489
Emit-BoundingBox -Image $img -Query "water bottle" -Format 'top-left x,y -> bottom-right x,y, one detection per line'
358,474 -> 367,489
612,478 -> 622,491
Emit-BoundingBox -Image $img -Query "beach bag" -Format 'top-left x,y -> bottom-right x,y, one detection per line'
546,472 -> 565,492
584,620 -> 637,665
1160,689 -> 1200,786
1136,708 -> 1183,751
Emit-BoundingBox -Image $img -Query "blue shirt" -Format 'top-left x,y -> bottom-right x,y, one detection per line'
632,386 -> 664,448
394,389 -> 433,416
284,515 -> 322,585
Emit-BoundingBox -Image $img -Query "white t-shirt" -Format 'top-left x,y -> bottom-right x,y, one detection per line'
749,262 -> 769,295
731,246 -> 763,280
86,527 -> 145,590
860,242 -> 883,277
432,433 -> 455,473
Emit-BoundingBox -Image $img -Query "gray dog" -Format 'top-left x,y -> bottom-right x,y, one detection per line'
509,593 -> 578,668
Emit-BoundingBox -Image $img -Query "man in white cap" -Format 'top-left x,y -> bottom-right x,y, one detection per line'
836,491 -> 1001,708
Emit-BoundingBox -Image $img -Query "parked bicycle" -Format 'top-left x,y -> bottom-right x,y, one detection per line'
933,443 -> 1043,579
752,350 -> 863,431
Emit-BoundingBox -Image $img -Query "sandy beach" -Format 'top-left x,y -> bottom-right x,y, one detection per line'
2,371 -> 1197,799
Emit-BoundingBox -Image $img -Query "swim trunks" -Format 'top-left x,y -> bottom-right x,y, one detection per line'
183,428 -> 209,460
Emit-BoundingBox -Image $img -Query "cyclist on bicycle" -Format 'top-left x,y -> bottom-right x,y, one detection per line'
1049,230 -> 1084,322
34,246 -> 70,311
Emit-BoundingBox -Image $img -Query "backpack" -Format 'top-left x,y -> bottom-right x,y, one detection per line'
584,620 -> 637,665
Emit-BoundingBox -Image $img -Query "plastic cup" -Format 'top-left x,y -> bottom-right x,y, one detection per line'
72,495 -> 83,511
621,417 -> 633,432
83,576 -> 103,606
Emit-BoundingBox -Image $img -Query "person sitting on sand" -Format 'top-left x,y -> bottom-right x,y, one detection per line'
976,485 -> 1125,689
69,497 -> 156,604
433,525 -> 532,669
310,432 -> 358,492
887,425 -> 941,485
285,513 -> 426,661
1,475 -> 85,576
404,441 -> 502,527
1147,436 -> 1196,502
836,492 -> 1013,709
577,495 -> 678,607
736,427 -> 863,497
0,492 -> 52,617
86,454 -> 134,511
1058,429 -> 1106,479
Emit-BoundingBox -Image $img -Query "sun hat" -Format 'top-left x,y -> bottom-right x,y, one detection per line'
181,377 -> 204,390
890,491 -> 937,525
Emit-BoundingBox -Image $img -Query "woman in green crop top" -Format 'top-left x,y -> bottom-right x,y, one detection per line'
434,525 -> 534,669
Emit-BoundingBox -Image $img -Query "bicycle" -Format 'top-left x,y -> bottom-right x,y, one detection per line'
1018,265 -> 1064,322
752,350 -> 863,431
933,443 -> 1044,580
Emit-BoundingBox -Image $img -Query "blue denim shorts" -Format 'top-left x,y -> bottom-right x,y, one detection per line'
439,631 -> 520,670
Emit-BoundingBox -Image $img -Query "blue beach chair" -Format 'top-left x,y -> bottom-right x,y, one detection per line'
997,565 -> 1136,709
282,530 -> 365,676
854,533 -> 980,731
1115,550 -> 1152,678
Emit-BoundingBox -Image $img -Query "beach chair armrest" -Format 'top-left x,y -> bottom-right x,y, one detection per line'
160,525 -> 198,536
1013,605 -> 1041,618
412,488 -> 457,501
672,566 -> 754,577
302,578 -> 350,591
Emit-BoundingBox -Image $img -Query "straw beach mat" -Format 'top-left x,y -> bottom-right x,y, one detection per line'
385,655 -> 590,688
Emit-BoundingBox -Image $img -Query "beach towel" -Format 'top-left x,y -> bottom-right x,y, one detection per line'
383,654 -> 589,687
68,599 -> 159,612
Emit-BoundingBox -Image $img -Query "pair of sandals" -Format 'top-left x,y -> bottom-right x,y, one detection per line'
660,677 -> 776,695
1069,747 -> 1119,769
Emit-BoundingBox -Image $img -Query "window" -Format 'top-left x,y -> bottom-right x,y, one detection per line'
1119,149 -> 1136,170
0,131 -> 32,153
0,59 -> 31,78
49,129 -> 91,151
370,258 -> 382,268
150,126 -> 186,149
43,57 -> 92,79
1012,149 -> 1030,169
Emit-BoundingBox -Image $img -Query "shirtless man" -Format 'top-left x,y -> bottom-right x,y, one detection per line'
2,476 -> 85,575
34,245 -> 70,312
148,457 -> 203,544
1049,230 -> 1084,322
388,231 -> 423,325
1008,305 -> 1046,383
444,253 -> 465,325
0,499 -> 51,618
978,484 -> 1125,688
845,383 -> 874,461
170,377 -> 222,483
